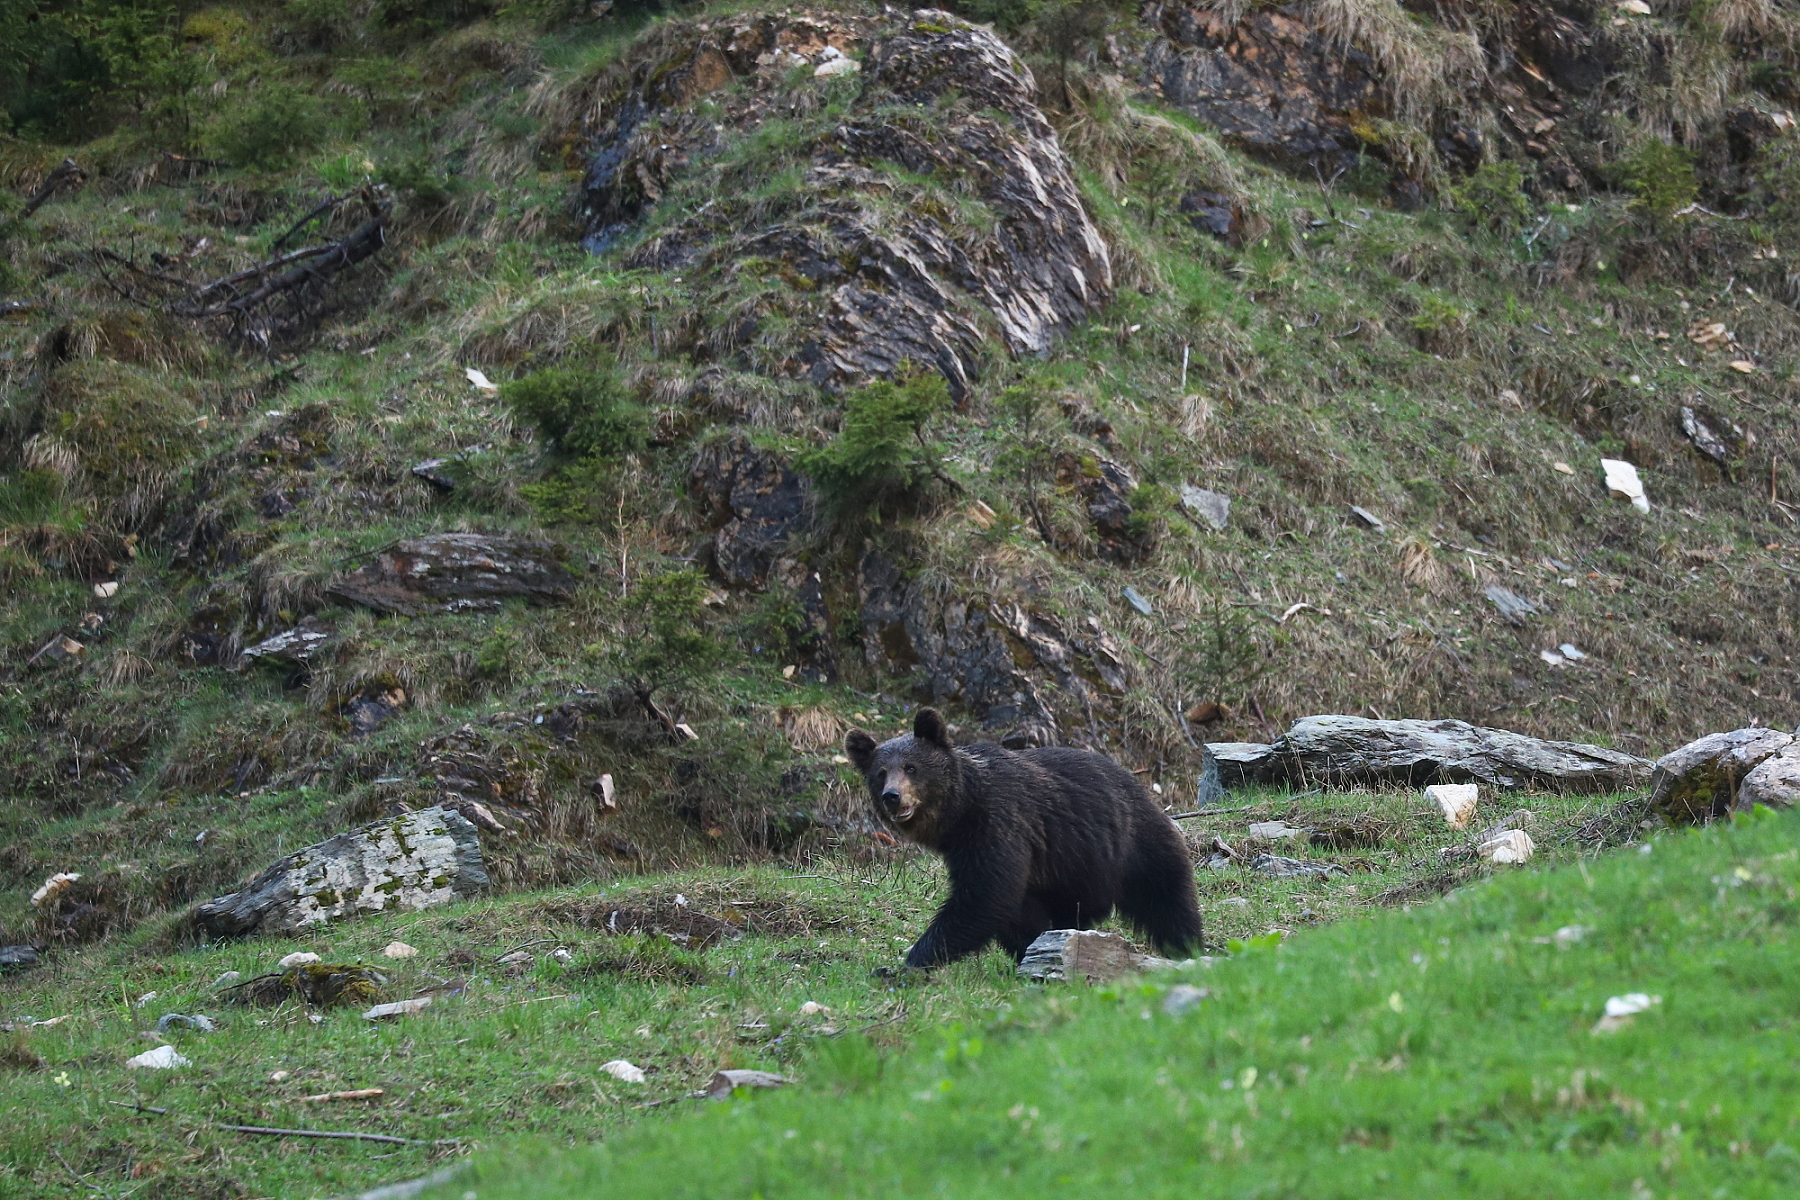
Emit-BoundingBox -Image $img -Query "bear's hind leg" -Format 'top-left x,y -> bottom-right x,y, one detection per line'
1117,837 -> 1203,956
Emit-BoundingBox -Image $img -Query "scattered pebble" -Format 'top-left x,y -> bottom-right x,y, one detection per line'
363,997 -> 432,1021
382,942 -> 418,959
278,952 -> 321,969
602,1059 -> 646,1083
1426,783 -> 1479,829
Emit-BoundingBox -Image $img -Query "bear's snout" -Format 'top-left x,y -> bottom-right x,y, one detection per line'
878,775 -> 919,822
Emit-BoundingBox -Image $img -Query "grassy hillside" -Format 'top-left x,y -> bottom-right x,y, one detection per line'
3,0 -> 1800,1193
441,806 -> 1800,1199
0,782 -> 1631,1198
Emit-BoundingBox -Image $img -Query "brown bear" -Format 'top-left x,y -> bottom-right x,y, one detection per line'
845,708 -> 1203,969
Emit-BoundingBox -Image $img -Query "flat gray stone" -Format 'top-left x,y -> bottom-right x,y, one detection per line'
1180,485 -> 1231,531
1270,715 -> 1650,791
195,807 -> 488,937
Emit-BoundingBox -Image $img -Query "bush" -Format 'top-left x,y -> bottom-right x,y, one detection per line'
503,366 -> 647,460
1448,160 -> 1532,235
1620,139 -> 1699,224
213,84 -> 329,170
799,370 -> 952,522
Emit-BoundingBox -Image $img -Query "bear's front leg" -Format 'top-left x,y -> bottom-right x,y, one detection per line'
904,847 -> 1027,969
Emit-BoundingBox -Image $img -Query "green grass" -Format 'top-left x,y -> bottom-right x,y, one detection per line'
0,782 -> 1629,1198
436,808 -> 1800,1199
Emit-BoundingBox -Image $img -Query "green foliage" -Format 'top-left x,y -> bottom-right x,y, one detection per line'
1171,593 -> 1277,707
616,568 -> 725,694
953,0 -> 1041,32
808,1032 -> 886,1094
1620,139 -> 1699,224
1448,159 -> 1532,235
213,83 -> 331,170
799,371 -> 952,523
991,383 -> 1065,543
503,366 -> 648,461
1032,0 -> 1119,107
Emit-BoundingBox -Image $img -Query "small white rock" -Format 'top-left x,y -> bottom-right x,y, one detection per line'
363,997 -> 432,1020
212,971 -> 242,989
270,1069 -> 290,1082
93,581 -> 119,599
278,952 -> 321,969
465,366 -> 498,393
601,1059 -> 646,1083
814,56 -> 860,77
126,1045 -> 190,1070
382,942 -> 418,959
29,872 -> 81,908
1426,783 -> 1479,830
1558,643 -> 1587,661
1601,459 -> 1650,513
1478,828 -> 1535,864
797,1001 -> 830,1016
1162,984 -> 1209,1016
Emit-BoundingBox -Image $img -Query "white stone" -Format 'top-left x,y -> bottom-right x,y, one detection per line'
1477,828 -> 1535,864
814,56 -> 860,77
601,1059 -> 646,1083
382,942 -> 418,959
1601,459 -> 1649,512
363,997 -> 432,1020
29,872 -> 80,908
1426,783 -> 1479,829
126,1045 -> 190,1069
278,952 -> 321,969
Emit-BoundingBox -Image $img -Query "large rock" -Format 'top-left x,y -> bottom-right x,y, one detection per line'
1212,716 -> 1650,791
327,533 -> 576,615
1739,744 -> 1800,812
1140,1 -> 1379,169
1647,727 -> 1796,824
194,807 -> 489,937
689,434 -> 809,589
858,549 -> 1134,745
577,9 -> 1111,396
1017,929 -> 1176,983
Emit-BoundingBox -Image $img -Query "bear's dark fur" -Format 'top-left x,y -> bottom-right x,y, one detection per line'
846,708 -> 1203,969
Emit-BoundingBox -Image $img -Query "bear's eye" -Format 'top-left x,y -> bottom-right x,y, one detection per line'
903,764 -> 915,775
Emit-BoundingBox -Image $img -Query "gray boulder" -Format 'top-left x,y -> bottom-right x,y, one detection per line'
1648,727 -> 1796,824
195,807 -> 488,937
1209,716 -> 1649,791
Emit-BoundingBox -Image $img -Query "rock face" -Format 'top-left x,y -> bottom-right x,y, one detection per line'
1140,1 -> 1378,168
194,807 -> 489,937
576,8 -> 1111,396
1211,716 -> 1650,791
858,549 -> 1133,745
327,533 -> 576,615
1647,727 -> 1797,823
689,435 -> 810,589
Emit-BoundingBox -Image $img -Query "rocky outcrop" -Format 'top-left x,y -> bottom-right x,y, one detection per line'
689,434 -> 809,589
575,9 -> 1111,396
1212,715 -> 1651,791
857,549 -> 1132,745
194,807 -> 488,937
1648,727 -> 1797,824
1140,1 -> 1378,169
327,533 -> 577,615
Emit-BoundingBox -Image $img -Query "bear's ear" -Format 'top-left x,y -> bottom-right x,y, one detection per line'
913,707 -> 952,748
845,729 -> 878,772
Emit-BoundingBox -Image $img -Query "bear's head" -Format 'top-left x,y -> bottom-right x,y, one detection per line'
845,708 -> 960,843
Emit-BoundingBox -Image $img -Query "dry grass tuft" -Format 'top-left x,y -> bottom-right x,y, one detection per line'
780,706 -> 850,752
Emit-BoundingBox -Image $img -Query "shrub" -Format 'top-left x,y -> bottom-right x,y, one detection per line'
1448,159 -> 1532,235
503,366 -> 647,460
1620,139 -> 1699,224
213,83 -> 329,170
799,370 -> 952,522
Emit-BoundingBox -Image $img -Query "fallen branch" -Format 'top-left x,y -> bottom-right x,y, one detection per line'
22,158 -> 85,219
106,1100 -> 457,1146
